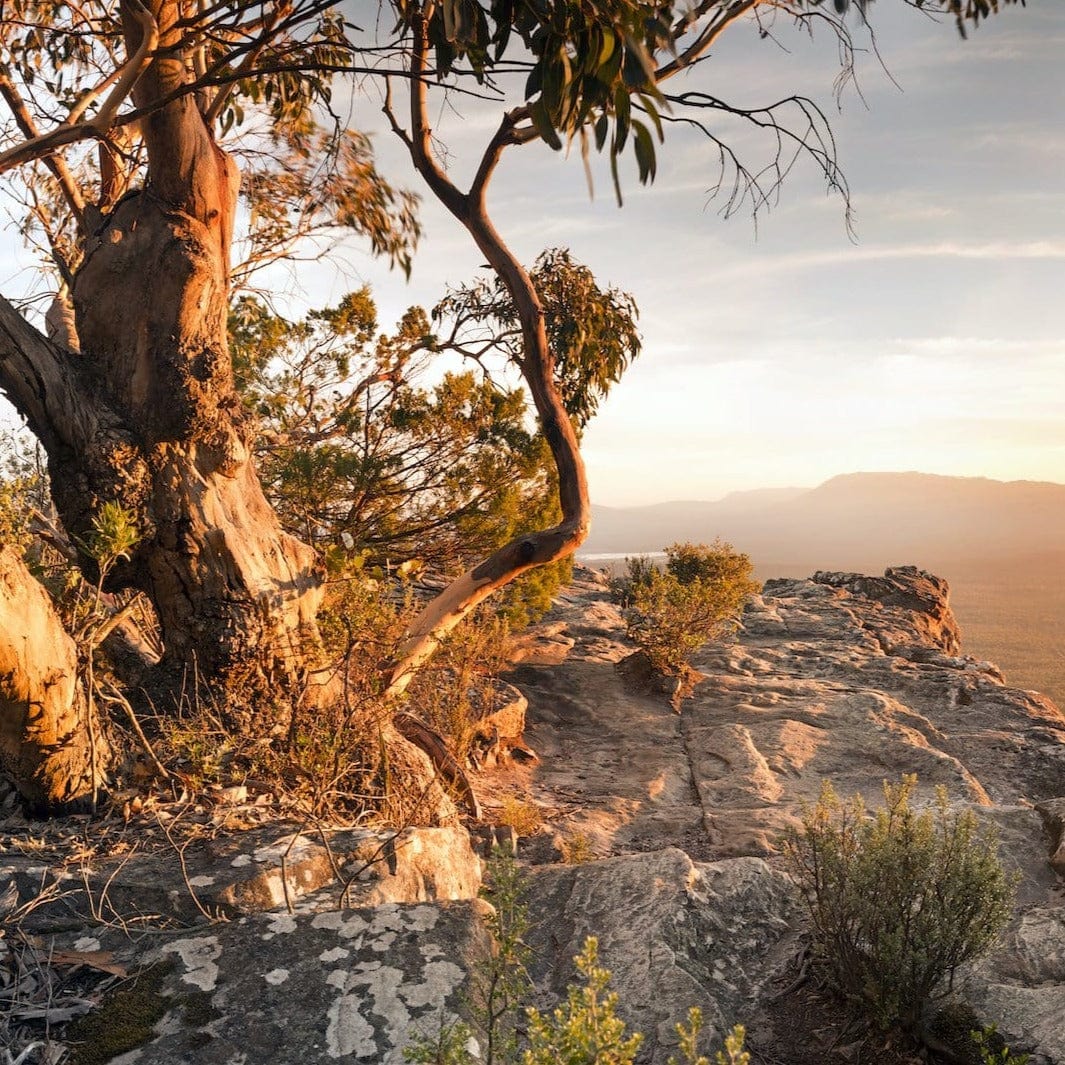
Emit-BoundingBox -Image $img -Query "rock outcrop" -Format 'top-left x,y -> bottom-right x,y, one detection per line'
2,565 -> 1063,1064
502,566 -> 1065,1063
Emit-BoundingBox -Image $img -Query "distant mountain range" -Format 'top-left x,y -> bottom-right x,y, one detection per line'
583,472 -> 1065,572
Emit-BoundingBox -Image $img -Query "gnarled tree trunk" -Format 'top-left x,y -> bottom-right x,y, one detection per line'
61,1 -> 322,728
0,546 -> 107,812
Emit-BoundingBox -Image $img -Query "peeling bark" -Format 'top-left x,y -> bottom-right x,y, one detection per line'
0,546 -> 107,812
0,0 -> 325,735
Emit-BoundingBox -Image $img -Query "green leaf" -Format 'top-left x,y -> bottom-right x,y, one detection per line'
594,111 -> 610,151
529,98 -> 563,150
633,120 -> 656,184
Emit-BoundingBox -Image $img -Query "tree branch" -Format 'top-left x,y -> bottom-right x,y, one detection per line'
89,0 -> 160,133
0,73 -> 87,232
0,295 -> 97,457
404,6 -> 468,219
656,0 -> 759,83
382,7 -> 590,700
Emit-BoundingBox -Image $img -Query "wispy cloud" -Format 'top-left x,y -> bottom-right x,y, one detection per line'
701,239 -> 1065,285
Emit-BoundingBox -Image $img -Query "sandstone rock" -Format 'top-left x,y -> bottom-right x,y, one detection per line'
6,564 -> 1063,1065
3,824 -> 481,927
807,565 -> 962,654
467,678 -> 529,766
506,566 -> 1065,869
525,849 -> 800,1061
961,906 -> 1065,1065
81,900 -> 493,1065
1036,797 -> 1065,874
494,564 -> 1065,1064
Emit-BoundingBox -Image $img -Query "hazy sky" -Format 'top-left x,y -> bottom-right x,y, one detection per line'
328,1 -> 1065,505
2,2 -> 1062,506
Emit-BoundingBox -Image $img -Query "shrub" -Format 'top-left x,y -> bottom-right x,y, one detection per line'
669,1009 -> 749,1065
783,777 -> 1015,1033
608,554 -> 657,607
558,830 -> 594,865
624,541 -> 759,675
497,796 -> 544,837
524,937 -> 643,1064
973,1026 -> 1030,1065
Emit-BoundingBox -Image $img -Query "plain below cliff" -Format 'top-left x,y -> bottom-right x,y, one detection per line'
582,472 -> 1065,708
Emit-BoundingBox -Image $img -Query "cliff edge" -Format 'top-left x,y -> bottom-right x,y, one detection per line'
2,566 -> 1062,1065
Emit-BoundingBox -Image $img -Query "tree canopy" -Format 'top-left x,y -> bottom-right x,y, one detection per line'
0,0 -> 1026,814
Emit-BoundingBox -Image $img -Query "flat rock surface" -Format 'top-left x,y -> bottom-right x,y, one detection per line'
4,566 -> 1064,1064
496,566 -> 1065,1063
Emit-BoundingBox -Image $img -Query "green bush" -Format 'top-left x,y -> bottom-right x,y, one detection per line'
525,937 -> 643,1064
783,777 -> 1015,1033
623,541 -> 759,674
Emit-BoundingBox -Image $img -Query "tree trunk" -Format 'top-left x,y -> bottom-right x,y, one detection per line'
0,546 -> 107,813
0,0 -> 325,735
68,189 -> 324,727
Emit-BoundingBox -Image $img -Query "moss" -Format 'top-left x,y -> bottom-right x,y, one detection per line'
181,988 -> 221,1028
66,960 -> 174,1065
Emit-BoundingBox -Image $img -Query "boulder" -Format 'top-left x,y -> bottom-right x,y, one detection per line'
525,849 -> 800,1061
2,825 -> 481,928
70,900 -> 493,1065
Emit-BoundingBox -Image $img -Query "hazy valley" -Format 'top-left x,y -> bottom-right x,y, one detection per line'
583,471 -> 1065,708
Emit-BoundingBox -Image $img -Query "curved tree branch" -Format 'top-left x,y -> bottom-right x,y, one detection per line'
89,0 -> 160,133
383,4 -> 590,699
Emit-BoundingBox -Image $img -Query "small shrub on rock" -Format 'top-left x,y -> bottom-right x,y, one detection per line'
623,541 -> 759,675
524,937 -> 643,1064
783,776 -> 1015,1034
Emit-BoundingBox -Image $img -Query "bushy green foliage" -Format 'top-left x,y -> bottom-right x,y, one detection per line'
435,249 -> 640,433
973,1026 -> 1030,1065
230,291 -> 552,576
525,937 -> 643,1064
623,541 -> 760,674
229,274 -> 599,625
783,777 -> 1015,1033
669,1010 -> 749,1065
85,501 -> 142,574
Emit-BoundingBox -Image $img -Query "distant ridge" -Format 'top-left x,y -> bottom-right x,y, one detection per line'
583,471 -> 1065,570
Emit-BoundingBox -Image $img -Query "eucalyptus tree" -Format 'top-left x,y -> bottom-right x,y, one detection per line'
0,0 -> 1021,810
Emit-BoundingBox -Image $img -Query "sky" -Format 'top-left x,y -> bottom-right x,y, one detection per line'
327,1 -> 1065,506
2,1 -> 1063,506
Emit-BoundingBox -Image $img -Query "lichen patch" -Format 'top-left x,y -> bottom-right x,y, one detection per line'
266,914 -> 297,934
399,960 -> 465,1009
161,937 -> 222,992
325,995 -> 377,1059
